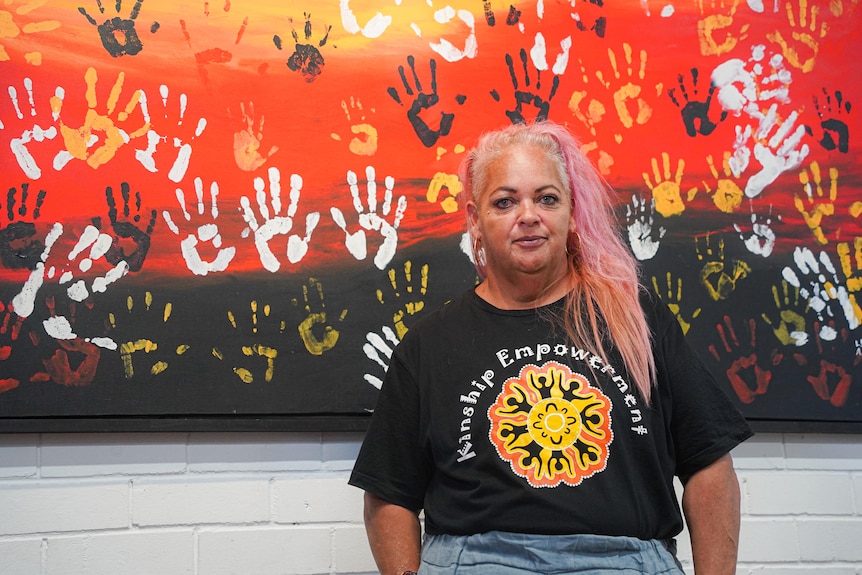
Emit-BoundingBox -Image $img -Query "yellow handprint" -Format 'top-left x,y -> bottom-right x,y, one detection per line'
766,0 -> 829,72
836,237 -> 862,292
219,299 -> 281,383
643,153 -> 691,217
596,43 -> 654,131
794,161 -> 837,245
426,172 -> 462,214
295,277 -> 346,355
377,261 -> 429,339
761,281 -> 808,346
651,273 -> 702,334
696,0 -> 750,56
568,89 -> 607,137
703,152 -> 744,213
110,291 -> 188,379
696,234 -> 751,301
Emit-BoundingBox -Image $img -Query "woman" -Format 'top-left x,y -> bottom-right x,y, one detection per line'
349,120 -> 753,575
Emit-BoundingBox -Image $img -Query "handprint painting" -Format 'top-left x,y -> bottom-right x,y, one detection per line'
1,0 -> 860,429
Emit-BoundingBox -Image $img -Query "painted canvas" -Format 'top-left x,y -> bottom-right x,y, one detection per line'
1,0 -> 860,430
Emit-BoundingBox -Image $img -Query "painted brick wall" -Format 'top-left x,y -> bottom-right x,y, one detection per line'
0,431 -> 860,575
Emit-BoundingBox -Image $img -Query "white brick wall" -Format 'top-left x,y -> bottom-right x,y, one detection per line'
0,431 -> 860,575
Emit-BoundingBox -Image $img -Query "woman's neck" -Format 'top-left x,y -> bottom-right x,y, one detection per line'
476,272 -> 573,309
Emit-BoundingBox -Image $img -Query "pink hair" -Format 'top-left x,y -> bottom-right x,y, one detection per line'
459,120 -> 656,403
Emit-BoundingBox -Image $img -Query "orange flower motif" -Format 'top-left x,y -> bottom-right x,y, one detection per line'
488,361 -> 613,488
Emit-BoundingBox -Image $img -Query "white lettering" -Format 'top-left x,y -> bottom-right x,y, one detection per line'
514,346 -> 532,360
613,375 -> 628,393
457,442 -> 476,462
536,343 -> 551,361
572,348 -> 590,361
481,370 -> 495,387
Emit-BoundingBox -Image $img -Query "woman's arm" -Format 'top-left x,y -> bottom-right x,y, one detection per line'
364,492 -> 422,575
681,453 -> 742,575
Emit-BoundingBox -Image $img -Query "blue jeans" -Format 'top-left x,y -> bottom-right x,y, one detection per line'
419,531 -> 685,575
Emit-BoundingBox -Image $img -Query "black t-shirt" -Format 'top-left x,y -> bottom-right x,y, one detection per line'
349,288 -> 753,540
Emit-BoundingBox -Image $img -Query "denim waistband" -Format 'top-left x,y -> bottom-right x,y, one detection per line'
420,531 -> 685,575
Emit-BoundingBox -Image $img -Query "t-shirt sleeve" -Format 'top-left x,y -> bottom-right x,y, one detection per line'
348,347 -> 431,512
648,292 -> 754,481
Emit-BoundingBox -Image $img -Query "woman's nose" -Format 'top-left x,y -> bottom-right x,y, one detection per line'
518,201 -> 540,224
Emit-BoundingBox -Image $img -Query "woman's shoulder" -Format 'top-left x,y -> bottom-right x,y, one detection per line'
637,285 -> 676,333
403,289 -> 477,338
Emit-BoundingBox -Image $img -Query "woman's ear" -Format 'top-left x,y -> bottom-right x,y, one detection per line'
466,201 -> 480,238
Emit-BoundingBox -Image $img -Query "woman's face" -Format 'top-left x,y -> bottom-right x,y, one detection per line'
468,143 -> 575,285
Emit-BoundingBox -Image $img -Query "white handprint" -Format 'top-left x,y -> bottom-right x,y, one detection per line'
55,224 -> 130,302
733,202 -> 778,257
711,45 -> 792,119
782,247 -> 860,339
240,166 -> 320,272
330,166 -> 407,270
135,85 -> 208,183
362,325 -> 401,389
745,105 -> 809,198
42,314 -> 117,351
728,123 -> 752,177
11,222 -> 63,318
3,77 -> 60,180
625,194 -> 666,261
162,177 -> 236,276
11,222 -> 129,316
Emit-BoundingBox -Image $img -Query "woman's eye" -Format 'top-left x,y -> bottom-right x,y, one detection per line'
494,198 -> 513,209
540,195 -> 559,205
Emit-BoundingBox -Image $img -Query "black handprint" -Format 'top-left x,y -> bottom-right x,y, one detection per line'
493,48 -> 560,125
387,55 -> 463,148
95,182 -> 157,273
573,0 -> 607,38
812,88 -> 851,153
78,0 -> 160,57
0,184 -> 47,270
667,68 -> 726,137
482,1 -> 522,26
273,12 -> 331,82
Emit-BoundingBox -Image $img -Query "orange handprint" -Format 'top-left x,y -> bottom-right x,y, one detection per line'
232,101 -> 278,172
50,67 -> 149,169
